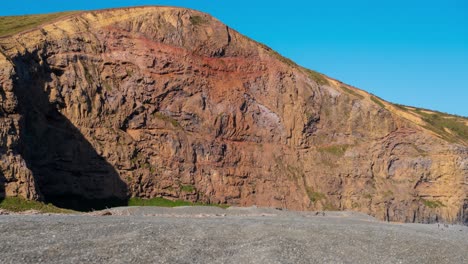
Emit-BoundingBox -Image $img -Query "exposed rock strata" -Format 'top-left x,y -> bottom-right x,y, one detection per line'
0,7 -> 466,223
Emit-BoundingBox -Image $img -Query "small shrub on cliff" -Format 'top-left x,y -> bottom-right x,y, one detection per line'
383,190 -> 394,198
422,199 -> 445,209
309,192 -> 326,203
323,203 -> 339,211
190,15 -> 208,26
317,145 -> 349,156
180,185 -> 196,193
153,112 -> 181,129
306,187 -> 326,203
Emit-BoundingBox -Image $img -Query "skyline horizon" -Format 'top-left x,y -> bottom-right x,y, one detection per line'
1,1 -> 467,116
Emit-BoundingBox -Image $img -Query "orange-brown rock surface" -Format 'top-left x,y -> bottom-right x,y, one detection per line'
0,6 -> 466,223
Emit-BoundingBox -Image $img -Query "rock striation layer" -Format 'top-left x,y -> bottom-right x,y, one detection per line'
0,6 -> 466,223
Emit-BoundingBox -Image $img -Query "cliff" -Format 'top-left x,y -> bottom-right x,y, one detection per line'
0,6 -> 466,223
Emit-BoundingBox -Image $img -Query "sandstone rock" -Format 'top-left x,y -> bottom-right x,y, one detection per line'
0,6 -> 466,223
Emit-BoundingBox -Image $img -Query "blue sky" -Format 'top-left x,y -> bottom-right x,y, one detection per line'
2,1 -> 467,116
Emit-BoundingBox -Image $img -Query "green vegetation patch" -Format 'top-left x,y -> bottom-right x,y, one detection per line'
153,112 -> 181,128
0,12 -> 78,37
253,40 -> 299,68
308,191 -> 326,203
415,110 -> 468,143
102,81 -> 112,92
422,199 -> 445,209
190,15 -> 208,26
0,197 -> 75,213
394,104 -> 410,111
286,164 -> 303,179
383,190 -> 394,198
273,52 -> 298,67
82,63 -> 93,84
305,69 -> 329,86
253,39 -> 330,86
323,203 -> 339,211
273,156 -> 304,180
340,86 -> 364,99
317,144 -> 349,156
180,184 -> 196,193
128,197 -> 229,208
306,186 -> 326,203
371,96 -> 386,109
253,39 -> 332,87
128,197 -> 193,207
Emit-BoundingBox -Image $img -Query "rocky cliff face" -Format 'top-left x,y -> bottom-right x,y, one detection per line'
0,6 -> 466,223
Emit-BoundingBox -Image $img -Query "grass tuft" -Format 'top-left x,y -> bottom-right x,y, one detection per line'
153,112 -> 181,129
0,197 -> 75,213
422,199 -> 445,209
128,197 -> 229,208
103,81 -> 112,92
180,184 -> 196,193
394,104 -> 409,111
317,145 -> 349,156
304,69 -> 329,86
323,203 -> 339,211
309,192 -> 326,203
306,187 -> 326,203
383,190 -> 394,198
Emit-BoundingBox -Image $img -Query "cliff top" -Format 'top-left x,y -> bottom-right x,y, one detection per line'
0,6 -> 466,145
0,6 -> 194,38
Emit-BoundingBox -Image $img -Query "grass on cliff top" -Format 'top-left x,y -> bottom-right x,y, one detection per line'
0,12 -> 78,37
253,39 -> 330,86
340,86 -> 364,99
0,197 -> 75,213
128,197 -> 229,208
370,95 -> 386,109
365,95 -> 467,144
407,107 -> 468,143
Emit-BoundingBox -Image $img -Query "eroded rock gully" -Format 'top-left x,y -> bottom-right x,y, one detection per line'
0,7 -> 466,223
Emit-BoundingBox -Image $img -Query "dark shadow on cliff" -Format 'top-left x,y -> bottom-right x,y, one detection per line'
11,51 -> 128,211
0,171 -> 5,203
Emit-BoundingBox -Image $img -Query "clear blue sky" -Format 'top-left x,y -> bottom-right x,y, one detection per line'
2,1 -> 467,116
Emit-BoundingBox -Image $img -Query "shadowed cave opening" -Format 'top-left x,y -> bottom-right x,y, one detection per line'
12,50 -> 129,211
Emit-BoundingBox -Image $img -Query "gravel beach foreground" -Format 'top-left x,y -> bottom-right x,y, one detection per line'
0,207 -> 466,264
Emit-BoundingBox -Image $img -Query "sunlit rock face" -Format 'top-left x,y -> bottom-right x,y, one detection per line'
0,6 -> 466,223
